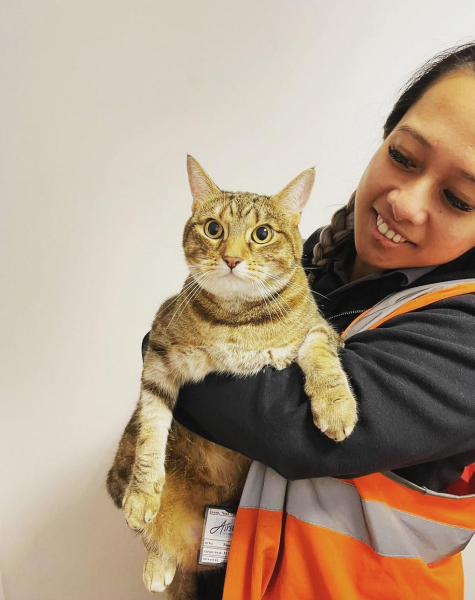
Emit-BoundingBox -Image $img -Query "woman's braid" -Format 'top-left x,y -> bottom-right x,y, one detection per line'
312,191 -> 356,267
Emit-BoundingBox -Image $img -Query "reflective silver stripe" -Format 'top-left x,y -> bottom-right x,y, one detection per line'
239,467 -> 475,564
342,279 -> 475,340
286,478 -> 475,564
239,462 -> 287,511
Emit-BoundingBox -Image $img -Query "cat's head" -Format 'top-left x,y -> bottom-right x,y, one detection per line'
183,155 -> 315,301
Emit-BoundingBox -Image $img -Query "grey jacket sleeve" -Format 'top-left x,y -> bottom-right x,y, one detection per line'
173,295 -> 475,486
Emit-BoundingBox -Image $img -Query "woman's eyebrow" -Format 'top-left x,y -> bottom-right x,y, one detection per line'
459,168 -> 475,185
396,125 -> 432,149
397,124 -> 475,185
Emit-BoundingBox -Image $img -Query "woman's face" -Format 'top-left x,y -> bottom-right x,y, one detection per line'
353,71 -> 475,280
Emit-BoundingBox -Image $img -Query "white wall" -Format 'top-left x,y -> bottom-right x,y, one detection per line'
1,0 -> 475,598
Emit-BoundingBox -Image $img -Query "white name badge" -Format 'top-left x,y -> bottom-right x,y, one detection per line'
197,505 -> 237,565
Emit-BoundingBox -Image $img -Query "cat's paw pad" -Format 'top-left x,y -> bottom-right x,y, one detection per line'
143,555 -> 177,593
311,388 -> 358,442
123,488 -> 162,531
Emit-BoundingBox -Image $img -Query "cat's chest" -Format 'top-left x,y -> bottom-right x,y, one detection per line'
169,343 -> 299,380
208,343 -> 298,373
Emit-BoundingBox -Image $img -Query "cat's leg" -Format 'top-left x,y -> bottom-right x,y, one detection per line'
122,353 -> 180,531
106,406 -> 139,508
140,480 -> 203,595
298,324 -> 358,442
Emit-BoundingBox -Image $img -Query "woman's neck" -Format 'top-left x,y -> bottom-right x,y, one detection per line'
348,255 -> 384,283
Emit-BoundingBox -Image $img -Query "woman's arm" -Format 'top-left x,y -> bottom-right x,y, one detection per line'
170,295 -> 475,485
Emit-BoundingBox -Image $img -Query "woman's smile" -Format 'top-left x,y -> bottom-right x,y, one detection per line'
370,208 -> 414,247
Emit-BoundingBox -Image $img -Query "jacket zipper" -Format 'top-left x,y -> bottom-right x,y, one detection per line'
327,309 -> 366,322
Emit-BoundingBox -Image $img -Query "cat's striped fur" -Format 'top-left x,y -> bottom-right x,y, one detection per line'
106,156 -> 358,599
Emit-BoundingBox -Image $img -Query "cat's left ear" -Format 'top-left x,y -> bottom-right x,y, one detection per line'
271,168 -> 315,223
187,155 -> 222,213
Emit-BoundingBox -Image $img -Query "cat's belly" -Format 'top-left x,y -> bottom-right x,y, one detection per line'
145,431 -> 249,572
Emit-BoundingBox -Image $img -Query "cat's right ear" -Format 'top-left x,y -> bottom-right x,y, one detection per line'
187,155 -> 221,213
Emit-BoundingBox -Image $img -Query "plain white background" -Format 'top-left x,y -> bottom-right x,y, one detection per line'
1,1 -> 475,598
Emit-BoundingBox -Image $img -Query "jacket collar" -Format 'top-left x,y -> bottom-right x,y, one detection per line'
303,230 -> 475,293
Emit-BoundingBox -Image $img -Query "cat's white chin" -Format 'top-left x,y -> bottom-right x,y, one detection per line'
200,274 -> 262,301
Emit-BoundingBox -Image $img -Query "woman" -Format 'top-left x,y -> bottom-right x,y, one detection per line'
167,43 -> 475,599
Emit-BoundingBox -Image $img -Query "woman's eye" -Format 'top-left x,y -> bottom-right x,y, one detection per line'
444,190 -> 474,212
388,146 -> 414,169
252,225 -> 273,244
204,220 -> 223,238
387,145 -> 474,212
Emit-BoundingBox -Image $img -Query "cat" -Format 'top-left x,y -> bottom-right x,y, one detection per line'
106,156 -> 358,599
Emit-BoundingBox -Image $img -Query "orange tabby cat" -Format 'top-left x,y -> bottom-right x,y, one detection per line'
106,156 -> 357,598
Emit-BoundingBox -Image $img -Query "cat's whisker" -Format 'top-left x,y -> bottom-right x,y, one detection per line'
187,263 -> 215,270
167,269 -> 217,328
261,263 -> 329,300
266,276 -> 311,300
264,271 -> 328,301
154,240 -> 185,252
262,269 -> 310,291
247,274 -> 294,328
259,271 -> 307,299
256,274 -> 295,311
249,278 -> 280,336
168,272 -> 214,328
165,271 -> 213,328
153,271 -> 214,320
264,285 -> 290,322
261,284 -> 294,324
246,270 -> 306,328
267,288 -> 294,320
165,283 -> 202,330
254,276 -> 307,329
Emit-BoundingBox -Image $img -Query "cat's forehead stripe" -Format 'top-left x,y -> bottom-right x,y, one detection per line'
219,192 -> 275,223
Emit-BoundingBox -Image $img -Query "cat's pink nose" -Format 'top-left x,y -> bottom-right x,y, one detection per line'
224,256 -> 242,269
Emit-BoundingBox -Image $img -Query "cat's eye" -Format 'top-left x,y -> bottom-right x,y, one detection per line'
204,220 -> 223,239
252,225 -> 273,244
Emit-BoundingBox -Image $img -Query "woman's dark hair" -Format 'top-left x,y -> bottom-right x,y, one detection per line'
312,41 -> 475,267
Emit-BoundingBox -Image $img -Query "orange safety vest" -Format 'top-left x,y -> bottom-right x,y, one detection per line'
222,280 -> 475,600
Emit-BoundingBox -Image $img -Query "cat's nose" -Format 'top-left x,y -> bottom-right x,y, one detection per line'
223,256 -> 242,269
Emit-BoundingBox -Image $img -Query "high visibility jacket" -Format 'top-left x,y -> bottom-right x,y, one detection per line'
222,279 -> 475,600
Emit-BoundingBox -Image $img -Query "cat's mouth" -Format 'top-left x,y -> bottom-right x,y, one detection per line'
215,263 -> 247,280
221,270 -> 242,278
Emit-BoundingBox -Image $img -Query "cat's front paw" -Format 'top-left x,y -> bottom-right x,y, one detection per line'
309,385 -> 358,442
143,553 -> 177,594
122,482 -> 163,531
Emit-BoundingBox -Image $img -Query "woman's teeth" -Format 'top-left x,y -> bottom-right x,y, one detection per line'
376,213 -> 406,243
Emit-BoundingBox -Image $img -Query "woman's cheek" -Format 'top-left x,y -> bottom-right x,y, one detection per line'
368,155 -> 391,191
358,153 -> 389,204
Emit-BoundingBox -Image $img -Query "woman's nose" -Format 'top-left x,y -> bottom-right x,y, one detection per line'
386,183 -> 430,226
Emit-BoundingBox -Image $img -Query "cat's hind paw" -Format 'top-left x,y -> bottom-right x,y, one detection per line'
143,554 -> 177,593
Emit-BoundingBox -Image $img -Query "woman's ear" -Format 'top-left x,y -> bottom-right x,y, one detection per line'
187,155 -> 222,213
